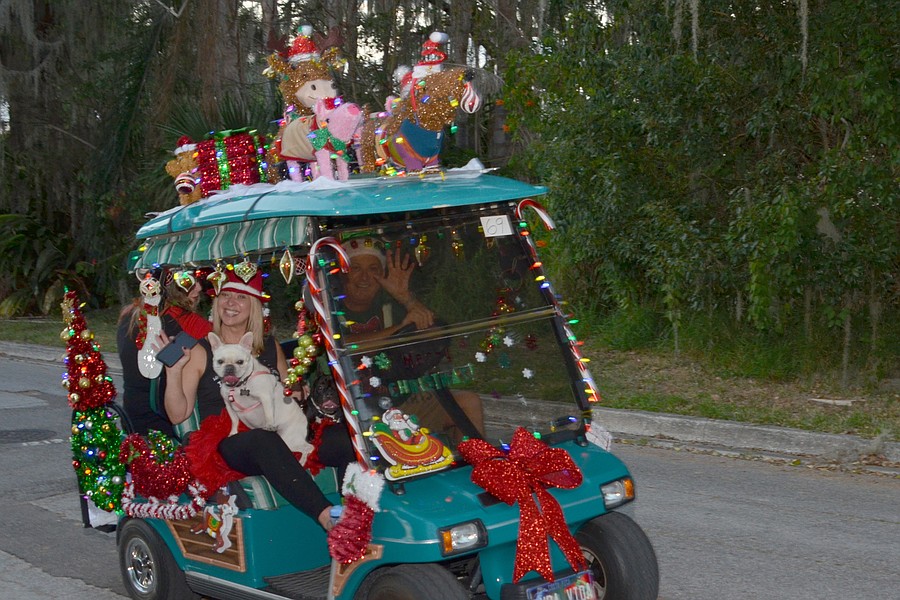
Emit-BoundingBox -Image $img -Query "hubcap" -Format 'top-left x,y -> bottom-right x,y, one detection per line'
125,538 -> 157,595
582,548 -> 608,599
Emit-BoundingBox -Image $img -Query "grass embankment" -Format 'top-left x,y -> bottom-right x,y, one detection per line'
582,307 -> 899,442
2,305 -> 897,441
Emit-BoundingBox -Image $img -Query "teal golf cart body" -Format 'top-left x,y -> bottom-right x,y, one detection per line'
118,168 -> 659,600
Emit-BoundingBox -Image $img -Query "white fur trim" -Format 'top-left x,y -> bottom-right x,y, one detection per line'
174,143 -> 197,155
289,52 -> 319,64
393,65 -> 411,83
220,281 -> 266,300
341,463 -> 385,512
413,64 -> 442,79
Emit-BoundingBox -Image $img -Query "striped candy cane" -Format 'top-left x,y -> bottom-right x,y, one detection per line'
515,198 -> 556,231
515,201 -> 601,404
306,238 -> 370,467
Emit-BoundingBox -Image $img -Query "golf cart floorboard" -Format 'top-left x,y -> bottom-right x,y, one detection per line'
264,566 -> 330,599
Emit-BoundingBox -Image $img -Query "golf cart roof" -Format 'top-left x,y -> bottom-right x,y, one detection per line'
132,171 -> 547,269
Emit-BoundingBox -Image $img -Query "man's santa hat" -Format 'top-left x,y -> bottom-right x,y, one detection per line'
343,237 -> 386,270
288,25 -> 320,64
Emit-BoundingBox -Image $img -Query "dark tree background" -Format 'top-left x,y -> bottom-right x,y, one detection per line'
1,0 -> 896,384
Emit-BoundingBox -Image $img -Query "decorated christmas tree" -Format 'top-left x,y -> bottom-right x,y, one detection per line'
61,291 -> 126,513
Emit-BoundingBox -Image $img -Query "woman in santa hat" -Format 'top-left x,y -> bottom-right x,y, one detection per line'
160,267 -> 353,530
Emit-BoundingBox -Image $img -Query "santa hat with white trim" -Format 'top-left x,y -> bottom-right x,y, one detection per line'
220,268 -> 269,302
288,25 -> 320,65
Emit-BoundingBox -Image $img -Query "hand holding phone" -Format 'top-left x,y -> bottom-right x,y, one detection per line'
156,331 -> 199,367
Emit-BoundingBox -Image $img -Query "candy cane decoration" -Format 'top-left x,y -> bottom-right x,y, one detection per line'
136,276 -> 163,379
515,198 -> 556,231
515,202 -> 600,409
306,238 -> 370,467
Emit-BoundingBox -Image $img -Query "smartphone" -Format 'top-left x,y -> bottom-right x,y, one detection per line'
156,331 -> 199,367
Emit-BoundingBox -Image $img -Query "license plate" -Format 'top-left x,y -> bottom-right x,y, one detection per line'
525,570 -> 596,600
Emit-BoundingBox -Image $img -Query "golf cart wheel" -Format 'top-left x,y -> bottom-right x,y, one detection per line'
118,518 -> 198,600
357,564 -> 469,600
577,511 -> 660,600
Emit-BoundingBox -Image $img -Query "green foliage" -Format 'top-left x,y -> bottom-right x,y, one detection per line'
0,214 -> 93,316
503,1 -> 899,382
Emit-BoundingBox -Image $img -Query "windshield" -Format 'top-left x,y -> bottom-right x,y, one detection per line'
318,207 -> 590,481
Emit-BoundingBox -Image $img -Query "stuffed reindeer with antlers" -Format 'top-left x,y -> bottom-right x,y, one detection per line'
265,25 -> 362,181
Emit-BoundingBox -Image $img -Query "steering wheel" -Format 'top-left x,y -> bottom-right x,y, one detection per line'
381,321 -> 450,380
391,323 -> 418,337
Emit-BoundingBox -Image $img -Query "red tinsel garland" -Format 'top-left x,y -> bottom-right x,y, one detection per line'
61,292 -> 116,410
183,411 -> 248,495
327,495 -> 375,564
120,434 -> 192,499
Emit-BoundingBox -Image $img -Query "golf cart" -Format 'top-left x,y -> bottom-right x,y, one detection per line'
118,167 -> 659,600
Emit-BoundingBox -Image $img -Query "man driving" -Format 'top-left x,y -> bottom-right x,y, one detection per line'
341,237 -> 434,341
338,236 -> 484,441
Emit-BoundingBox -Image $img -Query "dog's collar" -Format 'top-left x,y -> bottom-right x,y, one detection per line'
228,388 -> 262,413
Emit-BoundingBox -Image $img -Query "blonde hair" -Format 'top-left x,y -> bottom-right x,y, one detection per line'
211,295 -> 266,356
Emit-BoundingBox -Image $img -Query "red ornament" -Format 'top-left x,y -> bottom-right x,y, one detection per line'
458,428 -> 585,582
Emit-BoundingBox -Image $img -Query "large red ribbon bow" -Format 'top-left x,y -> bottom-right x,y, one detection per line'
458,427 -> 586,582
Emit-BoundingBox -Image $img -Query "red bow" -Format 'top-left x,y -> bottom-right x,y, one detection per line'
458,427 -> 586,582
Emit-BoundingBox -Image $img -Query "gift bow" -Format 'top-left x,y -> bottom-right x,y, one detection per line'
458,427 -> 586,582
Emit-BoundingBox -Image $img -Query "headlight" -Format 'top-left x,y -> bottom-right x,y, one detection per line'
438,520 -> 487,557
600,477 -> 635,509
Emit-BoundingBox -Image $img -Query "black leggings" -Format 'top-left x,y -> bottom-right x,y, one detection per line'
218,425 -> 355,522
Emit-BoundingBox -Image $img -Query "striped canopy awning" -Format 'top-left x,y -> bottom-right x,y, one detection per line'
128,172 -> 548,271
131,216 -> 309,270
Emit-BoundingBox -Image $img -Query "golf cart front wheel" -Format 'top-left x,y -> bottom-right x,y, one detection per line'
577,511 -> 660,600
357,563 -> 468,600
118,518 -> 198,600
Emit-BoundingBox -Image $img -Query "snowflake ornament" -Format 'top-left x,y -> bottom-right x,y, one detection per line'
475,352 -> 487,363
522,368 -> 534,379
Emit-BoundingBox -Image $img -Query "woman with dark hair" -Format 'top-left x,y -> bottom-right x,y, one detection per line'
117,270 -> 211,436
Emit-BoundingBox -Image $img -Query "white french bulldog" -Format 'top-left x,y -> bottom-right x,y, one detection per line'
209,331 -> 314,462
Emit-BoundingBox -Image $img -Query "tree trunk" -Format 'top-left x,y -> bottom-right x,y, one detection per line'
803,285 -> 812,342
868,287 -> 881,355
449,0 -> 476,152
841,308 -> 851,390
